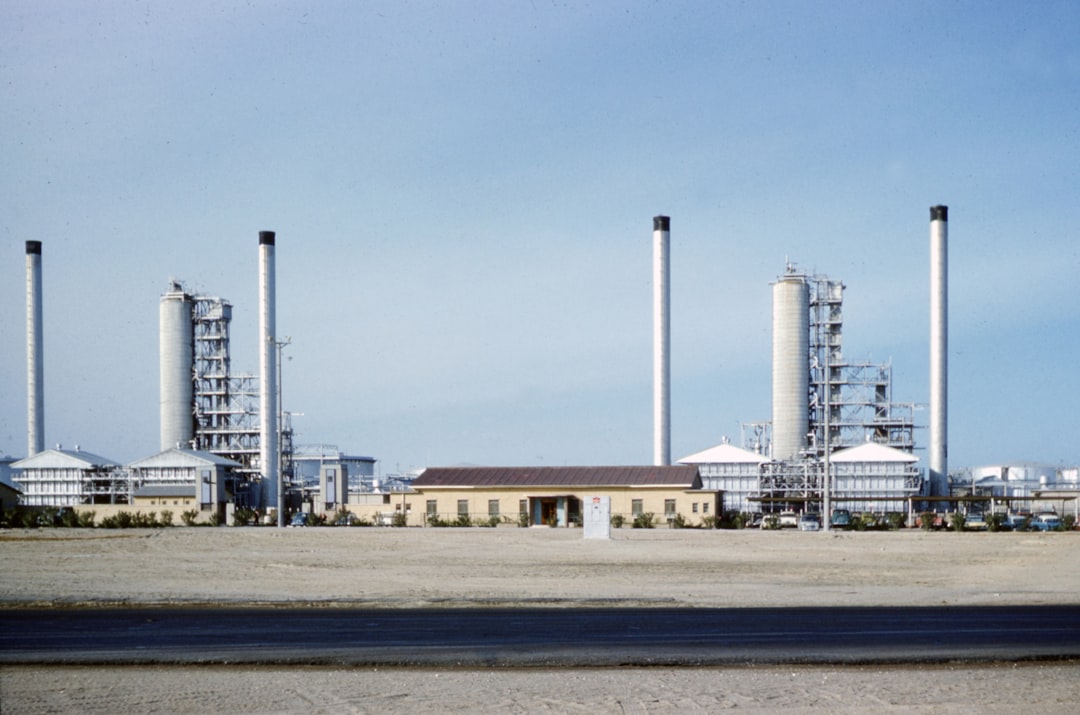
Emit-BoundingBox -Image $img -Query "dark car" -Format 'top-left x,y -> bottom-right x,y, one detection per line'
289,512 -> 312,527
830,509 -> 851,528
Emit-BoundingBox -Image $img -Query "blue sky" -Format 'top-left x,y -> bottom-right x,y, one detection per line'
2,1 -> 1078,474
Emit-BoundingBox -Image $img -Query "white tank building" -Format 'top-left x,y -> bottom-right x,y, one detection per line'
680,261 -> 923,517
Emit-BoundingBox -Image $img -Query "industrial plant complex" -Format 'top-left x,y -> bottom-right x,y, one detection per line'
3,208 -> 1078,529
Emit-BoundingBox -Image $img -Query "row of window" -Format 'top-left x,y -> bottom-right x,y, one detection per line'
421,498 -> 709,517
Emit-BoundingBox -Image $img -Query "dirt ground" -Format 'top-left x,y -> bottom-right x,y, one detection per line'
2,526 -> 1079,713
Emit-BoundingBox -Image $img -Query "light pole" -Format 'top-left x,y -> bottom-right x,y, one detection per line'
275,336 -> 291,527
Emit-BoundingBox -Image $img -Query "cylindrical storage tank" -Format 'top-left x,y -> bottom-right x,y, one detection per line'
772,272 -> 810,460
159,282 -> 194,451
26,241 -> 44,456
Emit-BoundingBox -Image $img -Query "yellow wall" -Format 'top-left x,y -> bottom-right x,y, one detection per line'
410,486 -> 718,527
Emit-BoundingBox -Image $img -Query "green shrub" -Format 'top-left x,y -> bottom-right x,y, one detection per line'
985,513 -> 1006,532
610,513 -> 625,528
701,514 -> 718,529
670,513 -> 688,528
761,514 -> 780,530
393,511 -> 410,527
181,509 -> 199,526
919,511 -> 937,531
1064,514 -> 1076,531
453,513 -> 473,528
233,507 -> 257,526
77,510 -> 96,528
949,512 -> 966,532
518,512 -> 530,528
632,512 -> 655,529
719,510 -> 747,529
883,512 -> 905,531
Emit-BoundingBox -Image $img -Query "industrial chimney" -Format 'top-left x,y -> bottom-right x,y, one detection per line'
258,231 -> 279,522
26,241 -> 44,456
653,215 -> 671,466
929,205 -> 948,496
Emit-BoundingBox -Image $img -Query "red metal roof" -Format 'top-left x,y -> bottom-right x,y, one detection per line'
413,465 -> 701,489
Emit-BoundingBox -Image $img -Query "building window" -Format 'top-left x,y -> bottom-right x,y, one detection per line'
703,502 -> 709,514
519,499 -> 527,515
457,499 -> 469,517
488,500 -> 499,518
426,500 -> 437,515
692,502 -> 699,513
665,499 -> 676,519
632,499 -> 643,516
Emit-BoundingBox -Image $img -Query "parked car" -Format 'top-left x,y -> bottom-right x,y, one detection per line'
1004,513 -> 1031,531
964,512 -> 987,531
830,509 -> 852,528
778,511 -> 798,528
797,512 -> 821,531
289,512 -> 312,527
1030,513 -> 1063,532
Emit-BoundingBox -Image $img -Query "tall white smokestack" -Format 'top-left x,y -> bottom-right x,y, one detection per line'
26,241 -> 44,456
929,205 -> 948,496
258,231 -> 279,521
653,215 -> 671,466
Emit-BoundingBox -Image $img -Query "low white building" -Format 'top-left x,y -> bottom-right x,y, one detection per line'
678,442 -> 767,514
828,441 -> 922,513
11,447 -> 125,506
128,448 -> 241,522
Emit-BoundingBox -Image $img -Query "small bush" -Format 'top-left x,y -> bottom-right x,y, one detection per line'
518,512 -> 530,528
453,513 -> 473,528
181,509 -> 199,526
632,512 -> 655,529
158,510 -> 173,527
985,513 -> 1006,532
670,513 -> 688,529
883,512 -> 905,531
761,514 -> 780,530
77,510 -> 96,528
919,511 -> 937,531
1064,514 -> 1076,531
610,513 -> 625,528
701,514 -> 718,529
949,512 -> 966,532
233,507 -> 257,526
392,511 -> 409,527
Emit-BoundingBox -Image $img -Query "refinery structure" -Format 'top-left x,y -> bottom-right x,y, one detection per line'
7,208 -> 1080,524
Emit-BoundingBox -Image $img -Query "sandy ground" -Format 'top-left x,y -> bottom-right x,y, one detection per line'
2,526 -> 1079,713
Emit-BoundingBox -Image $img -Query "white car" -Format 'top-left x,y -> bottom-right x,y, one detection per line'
797,513 -> 821,531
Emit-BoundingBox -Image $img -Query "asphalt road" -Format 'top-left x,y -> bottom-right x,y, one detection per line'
2,606 -> 1079,666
